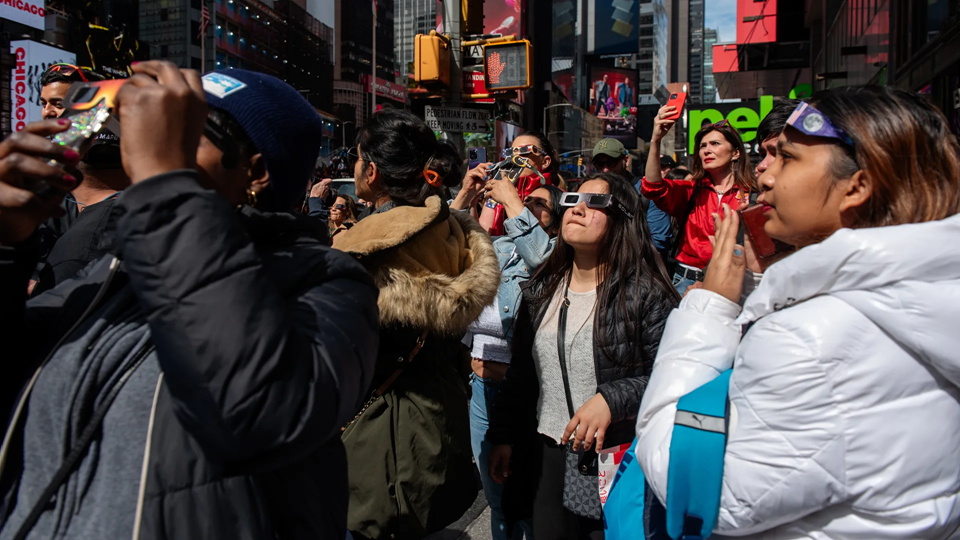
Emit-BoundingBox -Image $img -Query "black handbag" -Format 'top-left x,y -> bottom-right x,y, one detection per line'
556,276 -> 603,521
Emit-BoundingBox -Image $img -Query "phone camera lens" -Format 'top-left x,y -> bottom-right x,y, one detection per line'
670,94 -> 677,99
469,150 -> 477,159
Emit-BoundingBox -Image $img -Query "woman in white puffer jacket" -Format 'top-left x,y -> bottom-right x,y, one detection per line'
636,86 -> 960,539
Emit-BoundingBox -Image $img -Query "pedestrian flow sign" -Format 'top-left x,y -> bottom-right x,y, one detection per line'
424,106 -> 491,133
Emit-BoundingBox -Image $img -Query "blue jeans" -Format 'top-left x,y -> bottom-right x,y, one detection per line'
470,374 -> 534,540
672,271 -> 697,296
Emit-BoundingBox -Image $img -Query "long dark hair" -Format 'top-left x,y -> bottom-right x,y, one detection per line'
529,173 -> 679,368
356,109 -> 462,206
688,122 -> 756,194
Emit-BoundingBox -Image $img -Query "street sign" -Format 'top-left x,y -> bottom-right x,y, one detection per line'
424,106 -> 491,133
483,40 -> 533,91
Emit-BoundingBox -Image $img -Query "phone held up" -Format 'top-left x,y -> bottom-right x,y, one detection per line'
29,79 -> 125,197
737,204 -> 789,258
664,92 -> 687,121
468,147 -> 486,171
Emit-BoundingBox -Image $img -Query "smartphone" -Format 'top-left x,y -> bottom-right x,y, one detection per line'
27,80 -> 126,197
738,204 -> 784,258
468,147 -> 486,170
664,92 -> 687,121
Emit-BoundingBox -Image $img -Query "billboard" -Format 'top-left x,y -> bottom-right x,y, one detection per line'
589,66 -> 637,149
10,40 -> 76,133
594,0 -> 638,55
437,0 -> 523,37
0,0 -> 45,30
76,24 -> 147,79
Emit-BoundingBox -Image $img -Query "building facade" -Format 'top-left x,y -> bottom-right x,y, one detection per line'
394,0 -> 436,83
687,0 -> 704,103
139,0 -> 334,110
334,0 -> 397,126
703,27 -> 717,103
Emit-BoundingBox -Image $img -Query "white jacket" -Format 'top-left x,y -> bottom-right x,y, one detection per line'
636,215 -> 960,539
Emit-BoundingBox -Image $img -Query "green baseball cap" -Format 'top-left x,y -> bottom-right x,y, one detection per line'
592,138 -> 627,162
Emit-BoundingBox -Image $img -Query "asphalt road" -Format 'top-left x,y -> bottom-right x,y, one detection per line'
423,490 -> 491,540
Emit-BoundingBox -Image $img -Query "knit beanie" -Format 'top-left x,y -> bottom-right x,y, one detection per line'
201,70 -> 323,210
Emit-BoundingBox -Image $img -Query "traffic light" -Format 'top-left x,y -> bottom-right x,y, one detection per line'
415,32 -> 450,85
483,40 -> 532,91
462,0 -> 484,35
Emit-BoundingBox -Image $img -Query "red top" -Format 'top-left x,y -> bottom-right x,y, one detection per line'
640,176 -> 750,269
487,171 -> 558,237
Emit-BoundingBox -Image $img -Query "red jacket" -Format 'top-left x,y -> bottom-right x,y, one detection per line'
640,176 -> 750,269
487,171 -> 558,237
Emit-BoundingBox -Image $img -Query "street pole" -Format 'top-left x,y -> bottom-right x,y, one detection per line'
441,0 -> 464,154
342,120 -> 354,148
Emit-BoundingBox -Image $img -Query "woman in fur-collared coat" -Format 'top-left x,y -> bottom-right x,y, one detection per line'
333,110 -> 500,540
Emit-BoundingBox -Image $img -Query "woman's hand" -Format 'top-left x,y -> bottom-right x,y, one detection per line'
702,203 -> 745,303
651,105 -> 677,144
485,177 -> 524,219
114,61 -> 207,184
561,393 -> 613,452
450,162 -> 490,211
0,119 -> 81,244
489,444 -> 513,484
310,178 -> 333,200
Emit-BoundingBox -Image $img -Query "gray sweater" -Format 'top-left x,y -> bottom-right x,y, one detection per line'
532,287 -> 598,442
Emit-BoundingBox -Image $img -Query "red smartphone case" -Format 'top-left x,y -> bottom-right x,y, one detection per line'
665,92 -> 687,121
738,205 -> 778,258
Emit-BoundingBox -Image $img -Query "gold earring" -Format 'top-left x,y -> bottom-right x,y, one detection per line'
247,189 -> 258,207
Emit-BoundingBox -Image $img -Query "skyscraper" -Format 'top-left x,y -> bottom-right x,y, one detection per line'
393,0 -> 435,83
688,0 -> 704,103
703,27 -> 717,103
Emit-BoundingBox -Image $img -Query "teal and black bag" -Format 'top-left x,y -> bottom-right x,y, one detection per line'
604,370 -> 732,540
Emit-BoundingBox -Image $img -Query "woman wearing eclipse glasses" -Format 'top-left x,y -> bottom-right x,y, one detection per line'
636,86 -> 960,539
486,173 -> 678,539
642,106 -> 756,294
456,132 -> 563,236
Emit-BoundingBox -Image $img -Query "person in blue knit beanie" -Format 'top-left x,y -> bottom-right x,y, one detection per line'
197,69 -> 324,212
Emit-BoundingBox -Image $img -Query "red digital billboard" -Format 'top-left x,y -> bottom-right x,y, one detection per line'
737,0 -> 777,44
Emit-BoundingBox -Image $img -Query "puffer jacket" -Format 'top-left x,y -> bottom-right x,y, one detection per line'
488,267 -> 677,523
0,171 -> 380,540
637,215 -> 960,539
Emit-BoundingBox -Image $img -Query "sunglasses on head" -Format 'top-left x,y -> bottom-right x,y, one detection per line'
560,192 -> 634,220
501,144 -> 543,159
713,119 -> 731,129
46,63 -> 89,82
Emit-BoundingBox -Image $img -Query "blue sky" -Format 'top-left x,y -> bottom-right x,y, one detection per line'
705,0 -> 738,43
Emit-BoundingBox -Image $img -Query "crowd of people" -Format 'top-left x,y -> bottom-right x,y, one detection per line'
0,59 -> 959,540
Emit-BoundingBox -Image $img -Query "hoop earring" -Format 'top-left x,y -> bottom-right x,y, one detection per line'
247,189 -> 258,207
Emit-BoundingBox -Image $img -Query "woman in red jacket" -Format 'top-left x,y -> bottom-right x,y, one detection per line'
642,107 -> 756,294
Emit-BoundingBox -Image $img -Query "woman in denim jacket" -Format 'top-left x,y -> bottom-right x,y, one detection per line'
462,178 -> 564,540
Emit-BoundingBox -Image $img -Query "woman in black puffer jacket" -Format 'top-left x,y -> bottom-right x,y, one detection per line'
487,173 -> 679,539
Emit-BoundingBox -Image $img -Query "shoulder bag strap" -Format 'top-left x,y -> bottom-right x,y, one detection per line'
342,330 -> 428,431
11,344 -> 155,540
665,369 -> 734,540
556,272 -> 576,419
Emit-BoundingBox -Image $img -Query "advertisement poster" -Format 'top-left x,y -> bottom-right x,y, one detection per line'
593,0 -> 638,55
0,0 -> 45,30
76,23 -> 147,79
10,40 -> 76,133
589,66 -> 637,149
437,0 -> 523,37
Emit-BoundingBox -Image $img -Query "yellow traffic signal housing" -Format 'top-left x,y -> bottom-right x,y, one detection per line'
483,40 -> 532,91
415,33 -> 450,85
462,0 -> 484,35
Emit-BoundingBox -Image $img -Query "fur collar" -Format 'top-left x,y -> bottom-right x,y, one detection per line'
333,197 -> 500,335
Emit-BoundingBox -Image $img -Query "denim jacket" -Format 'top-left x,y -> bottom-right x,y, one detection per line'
493,207 -> 556,341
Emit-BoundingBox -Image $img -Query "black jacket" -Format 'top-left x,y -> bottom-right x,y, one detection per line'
0,171 -> 379,540
34,195 -> 118,295
487,268 -> 677,522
